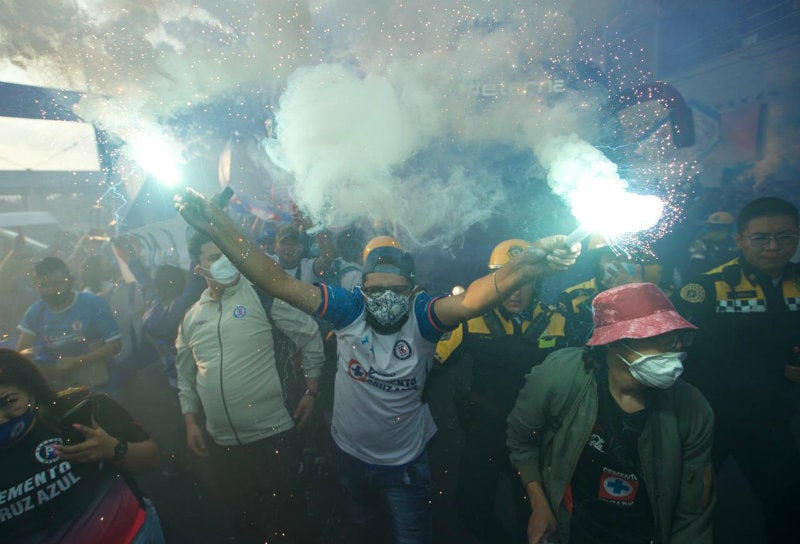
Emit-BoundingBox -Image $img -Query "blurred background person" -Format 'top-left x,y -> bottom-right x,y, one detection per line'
79,254 -> 148,402
326,226 -> 367,291
673,211 -> 738,287
254,224 -> 278,258
17,257 -> 122,392
113,235 -> 205,391
125,247 -> 205,478
274,224 -> 337,283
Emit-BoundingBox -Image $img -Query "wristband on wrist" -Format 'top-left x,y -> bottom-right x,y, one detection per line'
303,389 -> 320,399
112,438 -> 128,462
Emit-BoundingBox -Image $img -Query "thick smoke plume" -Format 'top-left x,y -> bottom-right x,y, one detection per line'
1,0 -> 666,246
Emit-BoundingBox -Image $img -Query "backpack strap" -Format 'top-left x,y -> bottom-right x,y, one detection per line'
254,286 -> 303,412
482,309 -> 507,339
522,305 -> 555,344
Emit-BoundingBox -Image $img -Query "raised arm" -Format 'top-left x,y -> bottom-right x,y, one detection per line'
432,235 -> 580,328
176,188 -> 321,314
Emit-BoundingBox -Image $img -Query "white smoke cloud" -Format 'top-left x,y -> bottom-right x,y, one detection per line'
265,63 -> 442,214
1,0 -> 651,246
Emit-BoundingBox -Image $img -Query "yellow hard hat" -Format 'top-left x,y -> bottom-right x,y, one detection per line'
362,236 -> 402,264
488,239 -> 531,269
707,211 -> 734,225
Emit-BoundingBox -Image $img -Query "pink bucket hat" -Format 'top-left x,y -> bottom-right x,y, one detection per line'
586,282 -> 697,346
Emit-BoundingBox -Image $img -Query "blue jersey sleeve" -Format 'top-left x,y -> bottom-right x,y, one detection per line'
17,300 -> 46,336
88,295 -> 122,343
413,292 -> 455,343
314,286 -> 455,340
314,284 -> 364,329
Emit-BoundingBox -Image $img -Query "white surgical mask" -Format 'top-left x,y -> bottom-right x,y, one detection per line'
208,255 -> 240,286
616,344 -> 686,389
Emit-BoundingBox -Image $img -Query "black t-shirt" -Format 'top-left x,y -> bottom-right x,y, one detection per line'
0,394 -> 149,541
569,377 -> 655,544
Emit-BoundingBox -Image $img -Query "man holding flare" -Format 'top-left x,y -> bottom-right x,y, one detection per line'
174,187 -> 581,544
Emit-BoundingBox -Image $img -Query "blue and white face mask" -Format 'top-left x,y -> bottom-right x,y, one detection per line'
0,405 -> 35,447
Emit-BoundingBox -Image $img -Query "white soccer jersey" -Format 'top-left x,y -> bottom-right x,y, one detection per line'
316,285 -> 452,465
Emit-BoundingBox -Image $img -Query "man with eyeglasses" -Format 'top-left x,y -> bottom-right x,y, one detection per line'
16,257 -> 122,391
673,196 -> 800,543
174,187 -> 581,544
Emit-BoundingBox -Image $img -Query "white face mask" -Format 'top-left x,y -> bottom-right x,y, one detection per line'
208,255 -> 240,286
616,344 -> 686,389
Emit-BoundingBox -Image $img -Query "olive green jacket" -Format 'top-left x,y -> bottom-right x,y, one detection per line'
507,348 -> 714,544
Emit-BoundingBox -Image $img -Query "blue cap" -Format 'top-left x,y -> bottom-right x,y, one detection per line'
362,246 -> 415,282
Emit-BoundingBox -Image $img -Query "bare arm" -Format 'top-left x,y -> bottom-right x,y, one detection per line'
88,339 -> 123,360
113,437 -> 160,473
57,423 -> 159,473
433,236 -> 580,328
525,481 -> 559,544
176,189 -> 321,314
57,339 -> 122,371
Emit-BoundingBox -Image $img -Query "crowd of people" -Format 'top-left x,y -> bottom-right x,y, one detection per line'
0,192 -> 799,544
